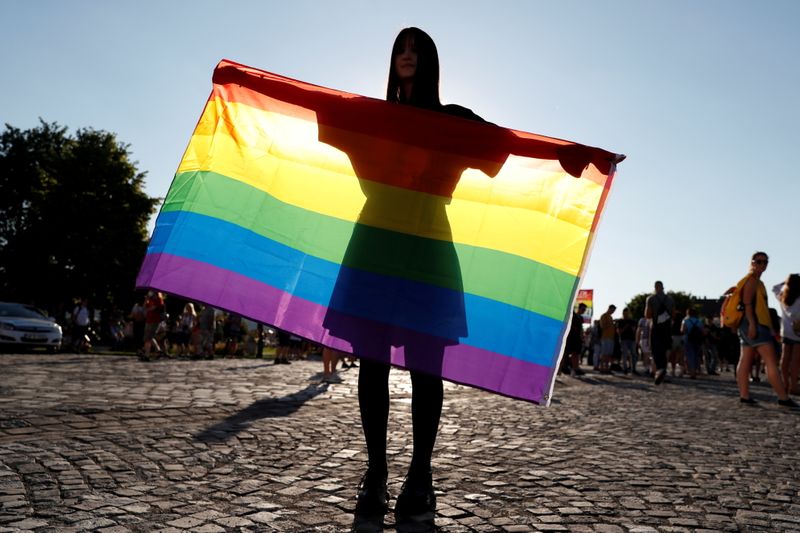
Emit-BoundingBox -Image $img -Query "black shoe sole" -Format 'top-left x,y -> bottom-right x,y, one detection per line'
352,514 -> 386,533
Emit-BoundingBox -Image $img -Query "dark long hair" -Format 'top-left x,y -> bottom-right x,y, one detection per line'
781,273 -> 800,307
386,27 -> 441,110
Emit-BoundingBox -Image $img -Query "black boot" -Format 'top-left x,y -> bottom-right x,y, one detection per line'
355,468 -> 389,517
394,468 -> 435,521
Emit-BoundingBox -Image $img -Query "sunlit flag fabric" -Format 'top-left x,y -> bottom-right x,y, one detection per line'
137,59 -> 622,405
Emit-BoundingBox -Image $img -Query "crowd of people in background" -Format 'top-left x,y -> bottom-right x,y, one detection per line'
572,299 -> 741,382
57,292 -> 327,367
48,251 -> 800,409
562,256 -> 799,408
45,290 -> 366,387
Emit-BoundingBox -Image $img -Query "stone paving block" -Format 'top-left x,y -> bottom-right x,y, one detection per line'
213,516 -> 254,528
591,525 -> 625,533
72,517 -> 118,529
165,516 -> 203,528
7,518 -> 48,529
193,525 -> 226,533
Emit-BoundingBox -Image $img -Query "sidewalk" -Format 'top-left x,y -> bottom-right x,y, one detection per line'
0,353 -> 798,532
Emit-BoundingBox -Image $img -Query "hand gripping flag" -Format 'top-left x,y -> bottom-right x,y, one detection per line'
137,59 -> 622,405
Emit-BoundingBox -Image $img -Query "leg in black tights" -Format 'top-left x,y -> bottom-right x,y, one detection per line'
408,370 -> 443,475
358,358 -> 390,474
357,360 -> 444,476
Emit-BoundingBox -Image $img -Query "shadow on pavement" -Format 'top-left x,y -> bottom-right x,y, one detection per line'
573,375 -> 655,392
4,356 -> 91,365
222,363 -> 275,371
573,372 -> 800,411
193,382 -> 330,442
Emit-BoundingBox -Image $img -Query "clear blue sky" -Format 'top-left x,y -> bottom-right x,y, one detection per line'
2,1 -> 798,318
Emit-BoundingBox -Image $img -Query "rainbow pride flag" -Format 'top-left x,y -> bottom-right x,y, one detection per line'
137,59 -> 621,404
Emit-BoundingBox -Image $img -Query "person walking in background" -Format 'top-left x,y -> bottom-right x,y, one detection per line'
566,303 -> 588,377
71,298 -> 91,353
681,308 -> 704,379
645,281 -> 674,385
322,347 -> 343,383
590,319 -> 602,371
636,313 -> 653,377
197,304 -> 216,359
176,302 -> 197,357
718,321 -> 739,373
273,328 -> 292,364
130,298 -> 145,350
223,313 -> 243,357
140,291 -> 164,361
616,307 -> 637,375
736,252 -> 796,407
598,305 -> 616,374
704,317 -> 721,375
669,309 -> 684,377
773,274 -> 800,395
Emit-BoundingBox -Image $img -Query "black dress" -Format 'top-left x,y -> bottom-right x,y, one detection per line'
319,102 -> 506,358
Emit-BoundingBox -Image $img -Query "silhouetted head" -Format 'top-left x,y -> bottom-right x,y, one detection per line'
750,251 -> 769,274
781,273 -> 800,306
386,27 -> 440,109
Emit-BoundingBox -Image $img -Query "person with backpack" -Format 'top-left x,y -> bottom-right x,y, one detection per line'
735,252 -> 797,407
681,308 -> 704,379
645,281 -> 674,385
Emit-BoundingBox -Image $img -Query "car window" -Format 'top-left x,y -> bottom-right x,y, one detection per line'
0,303 -> 46,319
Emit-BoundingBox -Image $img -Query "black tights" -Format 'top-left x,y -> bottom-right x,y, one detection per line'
358,358 -> 443,476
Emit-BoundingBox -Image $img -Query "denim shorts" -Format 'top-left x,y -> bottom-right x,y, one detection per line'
601,338 -> 615,355
738,316 -> 774,348
784,337 -> 799,346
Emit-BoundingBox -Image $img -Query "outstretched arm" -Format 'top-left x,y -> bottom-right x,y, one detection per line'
505,132 -> 624,178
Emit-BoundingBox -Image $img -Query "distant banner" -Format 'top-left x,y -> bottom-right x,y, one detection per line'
576,289 -> 593,323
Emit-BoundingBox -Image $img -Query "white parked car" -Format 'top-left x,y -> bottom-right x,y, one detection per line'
0,302 -> 63,352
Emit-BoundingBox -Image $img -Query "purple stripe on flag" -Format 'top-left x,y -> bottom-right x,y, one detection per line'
137,252 -> 554,403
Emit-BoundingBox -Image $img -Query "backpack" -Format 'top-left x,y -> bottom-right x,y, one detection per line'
687,319 -> 704,345
721,275 -> 749,330
651,295 -> 671,335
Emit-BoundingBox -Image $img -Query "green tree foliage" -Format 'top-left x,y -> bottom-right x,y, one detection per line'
0,120 -> 158,314
626,290 -> 701,320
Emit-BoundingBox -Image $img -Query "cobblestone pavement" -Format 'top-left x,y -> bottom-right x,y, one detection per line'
0,353 -> 798,533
